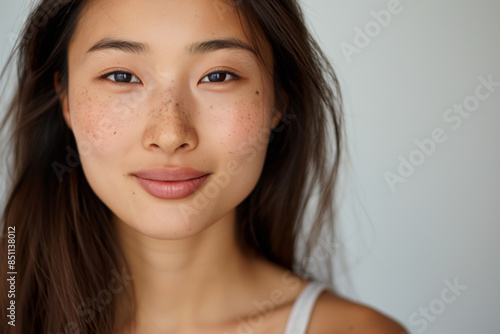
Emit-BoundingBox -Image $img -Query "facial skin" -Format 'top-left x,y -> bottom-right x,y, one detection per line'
58,0 -> 298,331
62,0 -> 281,240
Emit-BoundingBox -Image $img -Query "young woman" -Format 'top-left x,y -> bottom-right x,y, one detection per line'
0,0 -> 407,333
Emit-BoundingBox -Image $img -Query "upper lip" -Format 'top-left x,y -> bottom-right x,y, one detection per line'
132,167 -> 210,182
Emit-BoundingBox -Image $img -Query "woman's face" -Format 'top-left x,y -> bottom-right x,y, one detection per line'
61,0 -> 281,239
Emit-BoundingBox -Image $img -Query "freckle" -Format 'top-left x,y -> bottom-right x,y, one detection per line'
114,131 -> 117,135
256,91 -> 259,95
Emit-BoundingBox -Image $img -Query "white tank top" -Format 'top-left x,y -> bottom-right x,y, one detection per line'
283,281 -> 331,334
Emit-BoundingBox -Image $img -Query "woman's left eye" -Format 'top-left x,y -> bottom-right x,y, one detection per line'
200,71 -> 237,83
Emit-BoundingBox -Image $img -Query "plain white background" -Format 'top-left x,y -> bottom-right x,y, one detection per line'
1,1 -> 499,333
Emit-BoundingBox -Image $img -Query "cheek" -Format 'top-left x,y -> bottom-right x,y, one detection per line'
208,90 -> 271,144
69,86 -> 133,155
214,92 -> 273,167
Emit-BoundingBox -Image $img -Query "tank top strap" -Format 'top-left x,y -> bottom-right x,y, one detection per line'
283,281 -> 331,334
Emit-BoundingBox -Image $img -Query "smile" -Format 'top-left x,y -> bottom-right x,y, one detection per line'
134,174 -> 210,199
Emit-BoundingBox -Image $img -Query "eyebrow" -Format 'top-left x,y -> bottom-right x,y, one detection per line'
87,38 -> 149,54
86,37 -> 256,56
187,38 -> 256,56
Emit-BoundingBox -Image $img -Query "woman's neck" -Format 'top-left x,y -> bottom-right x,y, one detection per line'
113,209 -> 260,332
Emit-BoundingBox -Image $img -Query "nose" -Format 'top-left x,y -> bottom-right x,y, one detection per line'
142,92 -> 198,154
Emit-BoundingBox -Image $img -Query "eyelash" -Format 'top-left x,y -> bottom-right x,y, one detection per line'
99,71 -> 141,84
99,68 -> 240,85
199,68 -> 239,85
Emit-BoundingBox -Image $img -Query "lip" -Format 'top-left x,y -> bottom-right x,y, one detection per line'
132,167 -> 211,199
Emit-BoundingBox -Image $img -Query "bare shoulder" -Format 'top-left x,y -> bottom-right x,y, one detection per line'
307,290 -> 408,334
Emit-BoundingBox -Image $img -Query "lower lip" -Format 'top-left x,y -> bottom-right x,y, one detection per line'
134,174 -> 210,199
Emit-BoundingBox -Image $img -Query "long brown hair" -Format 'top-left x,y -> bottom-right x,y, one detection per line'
0,0 -> 343,332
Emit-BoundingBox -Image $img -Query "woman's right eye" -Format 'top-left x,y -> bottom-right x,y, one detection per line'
102,71 -> 141,84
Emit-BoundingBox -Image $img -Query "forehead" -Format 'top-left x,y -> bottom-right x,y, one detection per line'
69,0 -> 273,70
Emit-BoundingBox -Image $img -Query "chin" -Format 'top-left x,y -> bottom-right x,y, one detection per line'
111,198 -> 229,241
114,212 -> 209,240
133,222 -> 206,240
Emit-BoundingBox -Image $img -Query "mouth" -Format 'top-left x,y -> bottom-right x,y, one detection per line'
131,167 -> 211,200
